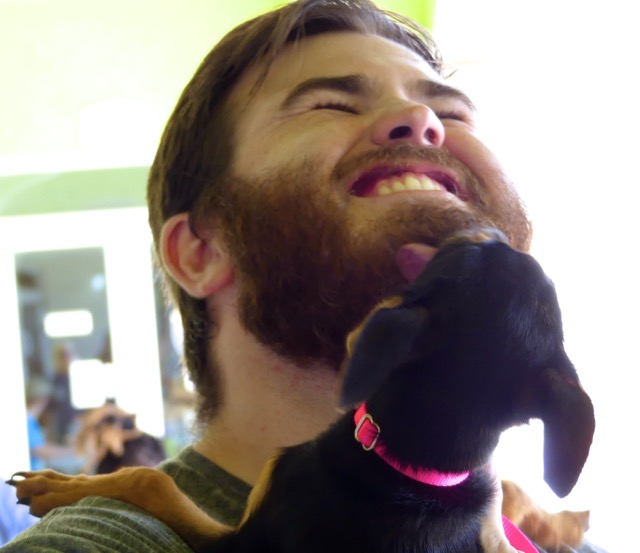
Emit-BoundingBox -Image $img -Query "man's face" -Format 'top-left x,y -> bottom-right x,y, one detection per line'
214,32 -> 531,368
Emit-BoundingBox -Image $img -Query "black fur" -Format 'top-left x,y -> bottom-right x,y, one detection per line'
204,232 -> 595,552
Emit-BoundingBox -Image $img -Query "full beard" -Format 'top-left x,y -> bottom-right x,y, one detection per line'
211,146 -> 531,370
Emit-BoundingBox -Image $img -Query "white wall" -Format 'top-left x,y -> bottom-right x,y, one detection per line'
433,1 -> 638,551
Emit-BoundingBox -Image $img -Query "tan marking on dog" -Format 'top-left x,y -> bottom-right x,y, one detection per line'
441,227 -> 509,249
239,450 -> 283,526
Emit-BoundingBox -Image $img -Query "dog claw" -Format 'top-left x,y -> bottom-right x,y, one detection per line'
6,472 -> 28,486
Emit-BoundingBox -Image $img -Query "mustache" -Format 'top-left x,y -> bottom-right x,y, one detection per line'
331,144 -> 487,204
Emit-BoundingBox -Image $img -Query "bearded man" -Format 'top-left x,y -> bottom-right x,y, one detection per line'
3,1 -> 605,552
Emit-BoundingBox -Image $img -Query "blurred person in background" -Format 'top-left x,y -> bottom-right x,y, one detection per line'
45,342 -> 81,445
25,378 -> 74,471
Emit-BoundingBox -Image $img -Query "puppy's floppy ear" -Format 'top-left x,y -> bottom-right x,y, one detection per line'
535,367 -> 595,498
339,302 -> 429,409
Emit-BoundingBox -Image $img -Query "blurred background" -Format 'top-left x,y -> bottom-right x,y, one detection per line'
1,1 -> 636,551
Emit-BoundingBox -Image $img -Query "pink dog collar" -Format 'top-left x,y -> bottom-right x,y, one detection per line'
502,515 -> 539,553
353,404 -> 470,487
353,404 -> 539,552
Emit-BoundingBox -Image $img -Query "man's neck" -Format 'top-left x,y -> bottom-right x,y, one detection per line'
194,306 -> 340,486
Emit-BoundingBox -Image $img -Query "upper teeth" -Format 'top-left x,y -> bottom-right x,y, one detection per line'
376,173 -> 445,197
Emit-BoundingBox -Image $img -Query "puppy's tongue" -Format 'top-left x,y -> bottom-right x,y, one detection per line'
396,243 -> 438,283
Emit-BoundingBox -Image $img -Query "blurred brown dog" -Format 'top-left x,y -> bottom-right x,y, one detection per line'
75,399 -> 165,475
502,480 -> 590,552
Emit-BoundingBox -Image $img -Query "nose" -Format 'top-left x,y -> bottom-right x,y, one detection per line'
370,103 -> 445,148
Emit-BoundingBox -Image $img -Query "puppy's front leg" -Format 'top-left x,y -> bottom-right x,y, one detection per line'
9,468 -> 232,552
479,468 -> 523,553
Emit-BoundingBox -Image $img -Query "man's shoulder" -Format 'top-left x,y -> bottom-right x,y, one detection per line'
158,445 -> 250,526
1,496 -> 192,552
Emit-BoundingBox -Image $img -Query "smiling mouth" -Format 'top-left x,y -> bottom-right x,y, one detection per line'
349,168 -> 462,199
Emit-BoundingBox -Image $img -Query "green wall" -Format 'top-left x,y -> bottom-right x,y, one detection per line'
0,0 -> 435,217
0,167 -> 150,216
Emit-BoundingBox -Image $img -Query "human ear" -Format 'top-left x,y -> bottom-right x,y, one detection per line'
160,212 -> 234,299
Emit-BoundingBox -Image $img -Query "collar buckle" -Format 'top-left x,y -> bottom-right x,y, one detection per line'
354,408 -> 381,451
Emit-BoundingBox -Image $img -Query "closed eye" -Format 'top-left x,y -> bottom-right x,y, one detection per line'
312,101 -> 358,114
435,110 -> 469,122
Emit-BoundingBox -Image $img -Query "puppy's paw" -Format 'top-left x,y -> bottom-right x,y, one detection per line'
7,469 -> 85,517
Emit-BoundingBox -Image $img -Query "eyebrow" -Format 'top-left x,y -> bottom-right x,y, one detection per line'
281,74 -> 371,109
419,80 -> 477,112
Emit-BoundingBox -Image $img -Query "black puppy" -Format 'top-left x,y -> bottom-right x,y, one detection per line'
11,229 -> 595,552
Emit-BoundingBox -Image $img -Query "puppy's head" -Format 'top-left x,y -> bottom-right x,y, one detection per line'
339,228 -> 594,498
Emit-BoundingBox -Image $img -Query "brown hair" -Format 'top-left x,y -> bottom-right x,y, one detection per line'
147,0 -> 443,424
